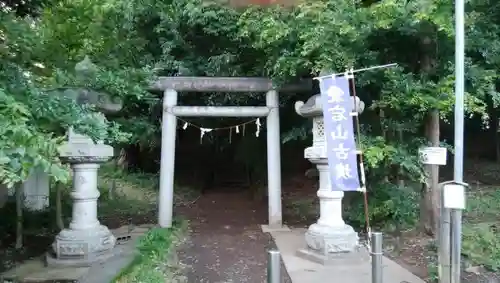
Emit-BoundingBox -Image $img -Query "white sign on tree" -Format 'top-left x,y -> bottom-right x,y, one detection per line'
419,146 -> 448,165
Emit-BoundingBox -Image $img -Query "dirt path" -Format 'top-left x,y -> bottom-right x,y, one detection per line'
177,189 -> 290,283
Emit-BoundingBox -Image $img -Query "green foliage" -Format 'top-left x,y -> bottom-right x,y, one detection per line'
345,180 -> 420,229
462,189 -> 500,271
425,242 -> 439,283
462,223 -> 500,271
113,223 -> 187,283
362,134 -> 426,183
343,127 -> 424,229
239,0 -> 498,116
0,0 -> 155,186
0,87 -> 67,187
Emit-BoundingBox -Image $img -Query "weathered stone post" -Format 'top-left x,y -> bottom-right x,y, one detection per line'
295,93 -> 366,262
1,168 -> 50,211
22,168 -> 50,211
46,57 -> 123,266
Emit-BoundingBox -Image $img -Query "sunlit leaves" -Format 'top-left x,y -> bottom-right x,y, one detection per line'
0,87 -> 69,187
0,0 -> 154,187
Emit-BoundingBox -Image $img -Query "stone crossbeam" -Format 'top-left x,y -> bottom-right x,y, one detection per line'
170,106 -> 270,117
151,77 -> 312,92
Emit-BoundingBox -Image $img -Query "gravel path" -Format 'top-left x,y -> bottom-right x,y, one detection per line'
178,190 -> 291,283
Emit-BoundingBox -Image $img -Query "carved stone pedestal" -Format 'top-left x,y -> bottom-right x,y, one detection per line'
47,140 -> 116,267
300,159 -> 362,263
46,224 -> 116,267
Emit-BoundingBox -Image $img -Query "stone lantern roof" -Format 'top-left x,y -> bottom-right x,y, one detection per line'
295,94 -> 322,118
52,56 -> 122,164
295,94 -> 365,118
47,56 -> 123,113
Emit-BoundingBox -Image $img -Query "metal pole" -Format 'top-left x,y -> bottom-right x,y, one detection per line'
439,183 -> 451,283
267,250 -> 281,283
451,0 -> 465,279
371,232 -> 383,283
313,63 -> 398,80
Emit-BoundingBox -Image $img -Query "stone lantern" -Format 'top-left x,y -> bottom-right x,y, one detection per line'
294,92 -> 366,261
46,56 -> 123,267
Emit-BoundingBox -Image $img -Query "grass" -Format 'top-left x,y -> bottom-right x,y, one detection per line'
462,186 -> 500,271
96,164 -> 159,222
98,163 -> 199,206
285,198 -> 317,219
99,164 -> 190,282
113,220 -> 188,283
99,164 -> 159,203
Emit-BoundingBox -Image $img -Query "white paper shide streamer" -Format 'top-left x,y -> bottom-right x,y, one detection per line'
255,118 -> 261,137
178,117 -> 264,144
200,128 -> 213,143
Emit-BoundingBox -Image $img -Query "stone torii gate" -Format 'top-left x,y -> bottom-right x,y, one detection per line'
152,77 -> 311,228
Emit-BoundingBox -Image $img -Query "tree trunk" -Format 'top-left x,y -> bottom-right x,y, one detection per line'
380,108 -> 389,183
15,184 -> 23,249
421,109 -> 440,235
56,182 -> 64,230
395,128 -> 405,253
418,33 -> 440,236
488,100 -> 499,161
495,117 -> 500,162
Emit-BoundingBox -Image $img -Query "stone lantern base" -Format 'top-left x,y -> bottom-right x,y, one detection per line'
46,225 -> 116,267
297,245 -> 369,266
305,223 -> 359,253
297,222 -> 369,264
296,159 -> 370,265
